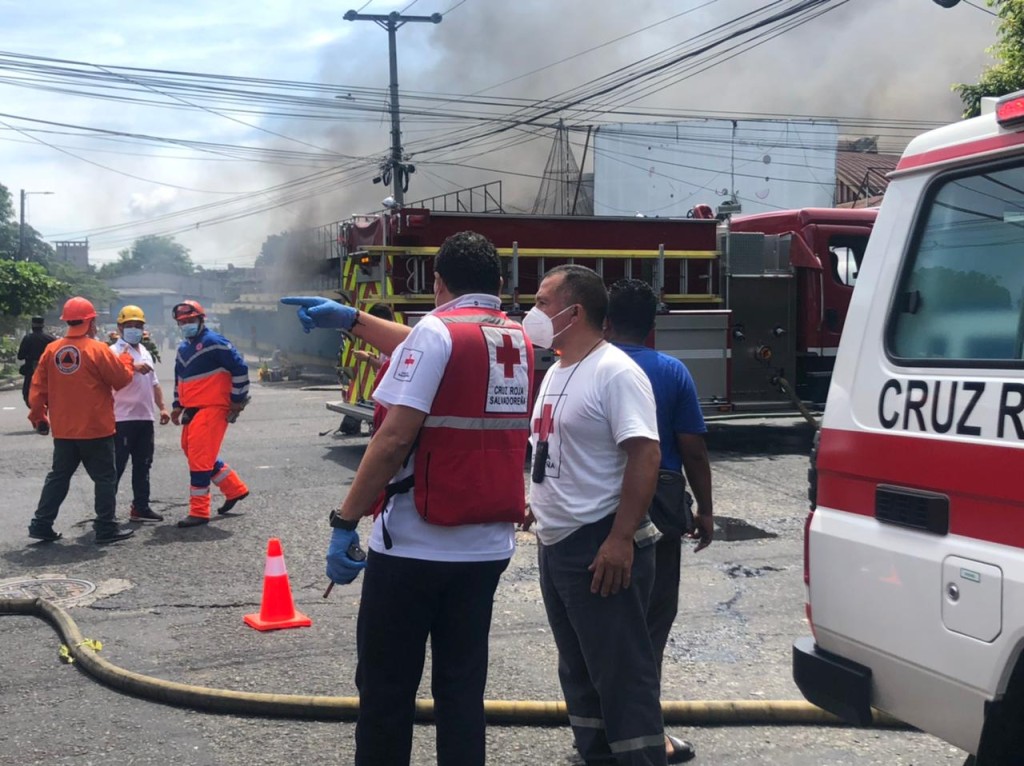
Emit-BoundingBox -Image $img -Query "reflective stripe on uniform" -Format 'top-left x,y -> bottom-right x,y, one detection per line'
608,734 -> 666,754
568,715 -> 604,729
190,486 -> 210,497
422,415 -> 531,430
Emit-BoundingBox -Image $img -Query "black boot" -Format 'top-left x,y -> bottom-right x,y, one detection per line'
95,525 -> 135,544
177,515 -> 209,528
217,491 -> 249,515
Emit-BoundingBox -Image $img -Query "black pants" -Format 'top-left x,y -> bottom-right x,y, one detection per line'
354,551 -> 510,766
21,372 -> 33,407
115,420 -> 155,512
31,437 -> 119,534
538,515 -> 666,766
647,533 -> 682,676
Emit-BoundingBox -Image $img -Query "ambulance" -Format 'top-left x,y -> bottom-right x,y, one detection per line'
793,91 -> 1024,764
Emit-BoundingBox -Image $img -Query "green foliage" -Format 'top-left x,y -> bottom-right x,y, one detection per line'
0,181 -> 111,316
44,259 -> 117,306
0,336 -> 18,377
955,1 -> 1024,118
0,259 -> 68,317
97,235 -> 194,278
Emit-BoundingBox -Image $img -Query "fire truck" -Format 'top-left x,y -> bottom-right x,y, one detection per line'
324,205 -> 876,431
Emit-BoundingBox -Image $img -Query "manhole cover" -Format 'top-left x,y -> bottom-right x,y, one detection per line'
0,576 -> 96,604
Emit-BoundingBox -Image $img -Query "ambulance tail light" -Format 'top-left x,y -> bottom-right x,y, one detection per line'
996,90 -> 1024,128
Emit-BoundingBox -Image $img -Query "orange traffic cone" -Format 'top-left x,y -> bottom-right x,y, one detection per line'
244,538 -> 312,631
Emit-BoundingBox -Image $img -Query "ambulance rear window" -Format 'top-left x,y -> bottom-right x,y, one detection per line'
889,160 -> 1024,366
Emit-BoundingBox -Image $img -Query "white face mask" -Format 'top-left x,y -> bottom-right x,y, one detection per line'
121,327 -> 144,345
522,305 -> 575,349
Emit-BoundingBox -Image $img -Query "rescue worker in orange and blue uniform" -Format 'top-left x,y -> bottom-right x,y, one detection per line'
170,300 -> 250,528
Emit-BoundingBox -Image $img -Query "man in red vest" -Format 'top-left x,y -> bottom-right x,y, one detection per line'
282,231 -> 534,766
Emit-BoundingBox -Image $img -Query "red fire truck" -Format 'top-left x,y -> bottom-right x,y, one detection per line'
325,205 -> 876,430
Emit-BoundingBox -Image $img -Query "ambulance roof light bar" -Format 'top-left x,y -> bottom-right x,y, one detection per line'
996,90 -> 1024,128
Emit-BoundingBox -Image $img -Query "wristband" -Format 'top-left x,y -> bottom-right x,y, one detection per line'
329,510 -> 359,530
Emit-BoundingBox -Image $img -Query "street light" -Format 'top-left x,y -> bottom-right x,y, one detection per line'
19,189 -> 54,261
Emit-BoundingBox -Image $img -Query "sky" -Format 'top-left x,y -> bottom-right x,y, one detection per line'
0,0 -> 1002,270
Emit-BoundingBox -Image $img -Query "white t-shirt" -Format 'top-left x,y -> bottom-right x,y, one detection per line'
111,339 -> 158,422
367,293 -> 517,563
529,342 -> 659,546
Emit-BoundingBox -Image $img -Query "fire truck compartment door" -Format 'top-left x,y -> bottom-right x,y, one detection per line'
654,311 -> 728,404
941,556 -> 1002,643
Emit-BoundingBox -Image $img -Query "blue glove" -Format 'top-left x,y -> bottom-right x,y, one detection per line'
326,528 -> 368,585
280,296 -> 357,333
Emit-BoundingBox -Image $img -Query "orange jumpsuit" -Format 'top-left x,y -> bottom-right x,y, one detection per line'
173,326 -> 250,520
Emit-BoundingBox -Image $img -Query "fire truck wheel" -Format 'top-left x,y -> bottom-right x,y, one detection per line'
340,415 -> 361,435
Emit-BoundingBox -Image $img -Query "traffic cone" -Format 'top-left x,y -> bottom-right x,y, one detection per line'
244,538 -> 312,631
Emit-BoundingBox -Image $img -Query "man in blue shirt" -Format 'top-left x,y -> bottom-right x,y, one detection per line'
605,279 -> 714,764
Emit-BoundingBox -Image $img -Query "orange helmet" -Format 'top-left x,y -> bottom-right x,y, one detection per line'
172,300 -> 205,321
60,296 -> 97,322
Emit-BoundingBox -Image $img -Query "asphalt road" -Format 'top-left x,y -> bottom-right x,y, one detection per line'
0,354 -> 968,765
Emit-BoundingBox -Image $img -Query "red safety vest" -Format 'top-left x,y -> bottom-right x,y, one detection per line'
388,306 -> 535,526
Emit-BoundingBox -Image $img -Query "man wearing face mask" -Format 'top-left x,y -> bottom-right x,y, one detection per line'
521,265 -> 665,766
170,300 -> 251,528
281,231 -> 534,766
26,296 -> 139,544
110,305 -> 171,524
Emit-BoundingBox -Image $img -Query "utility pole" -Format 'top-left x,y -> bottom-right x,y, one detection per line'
19,189 -> 54,261
343,9 -> 442,206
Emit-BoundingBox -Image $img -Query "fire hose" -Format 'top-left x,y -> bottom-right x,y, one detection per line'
0,596 -> 905,728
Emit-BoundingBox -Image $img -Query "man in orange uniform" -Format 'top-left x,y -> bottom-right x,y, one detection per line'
170,300 -> 250,528
27,296 -> 144,544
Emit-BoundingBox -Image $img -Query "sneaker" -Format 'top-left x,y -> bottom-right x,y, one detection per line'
28,525 -> 62,542
95,525 -> 135,544
177,515 -> 210,528
129,507 -> 164,523
217,491 -> 249,515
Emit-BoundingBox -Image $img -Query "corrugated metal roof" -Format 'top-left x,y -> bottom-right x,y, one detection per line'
835,152 -> 900,205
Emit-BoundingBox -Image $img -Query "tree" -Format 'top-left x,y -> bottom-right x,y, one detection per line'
0,260 -> 68,317
0,182 -> 55,262
43,259 -> 117,307
97,234 -> 194,278
955,1 -> 1024,118
0,183 -> 18,259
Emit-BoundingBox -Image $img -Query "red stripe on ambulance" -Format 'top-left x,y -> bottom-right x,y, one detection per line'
817,427 -> 1024,548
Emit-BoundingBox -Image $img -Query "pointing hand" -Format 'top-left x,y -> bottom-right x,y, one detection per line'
280,297 -> 358,333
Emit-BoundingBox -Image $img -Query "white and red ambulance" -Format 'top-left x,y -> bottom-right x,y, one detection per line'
794,91 -> 1024,764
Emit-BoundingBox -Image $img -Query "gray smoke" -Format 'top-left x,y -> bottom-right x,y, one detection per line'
303,0 -> 997,224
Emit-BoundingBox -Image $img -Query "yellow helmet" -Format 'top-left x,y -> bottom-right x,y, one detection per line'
117,305 -> 146,324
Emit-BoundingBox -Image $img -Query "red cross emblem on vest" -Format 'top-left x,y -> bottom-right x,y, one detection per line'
495,333 -> 521,378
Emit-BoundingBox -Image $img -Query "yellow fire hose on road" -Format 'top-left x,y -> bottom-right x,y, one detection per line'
1,597 -> 903,727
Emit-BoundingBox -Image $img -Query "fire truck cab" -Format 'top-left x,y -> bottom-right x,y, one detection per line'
793,91 -> 1024,763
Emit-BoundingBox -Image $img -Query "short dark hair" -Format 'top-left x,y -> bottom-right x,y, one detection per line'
367,303 -> 394,321
607,279 -> 657,341
31,316 -> 44,326
545,265 -> 607,330
435,231 -> 501,296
